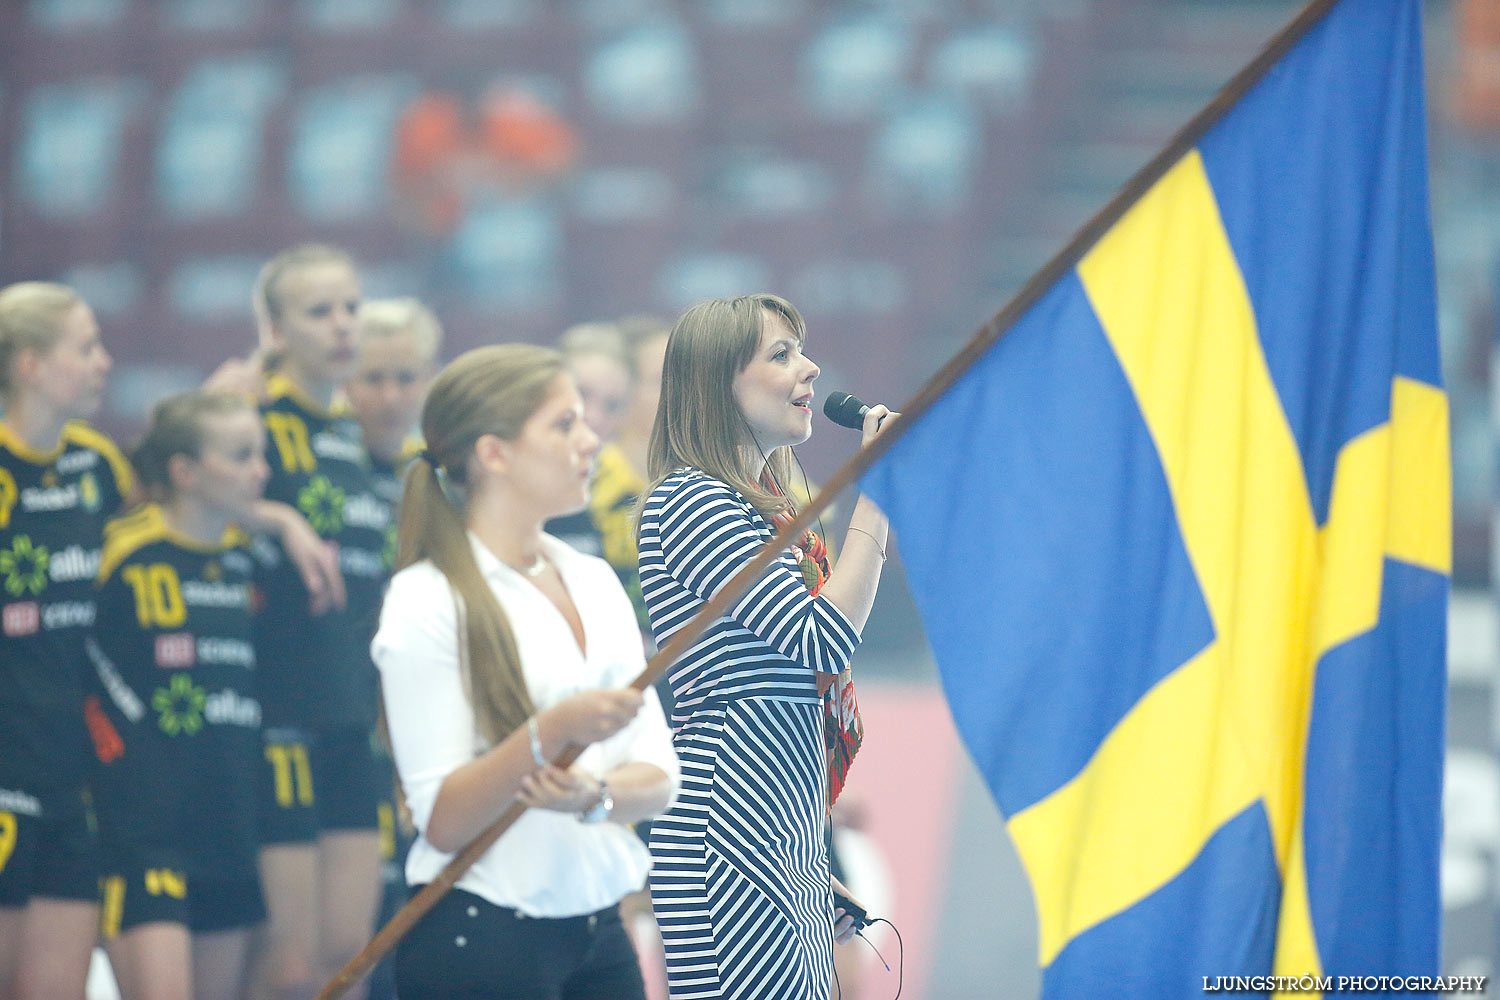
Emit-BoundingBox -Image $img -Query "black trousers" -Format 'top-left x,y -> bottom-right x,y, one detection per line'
395,887 -> 646,1000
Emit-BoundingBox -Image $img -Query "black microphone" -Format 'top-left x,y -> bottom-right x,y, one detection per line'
823,391 -> 870,429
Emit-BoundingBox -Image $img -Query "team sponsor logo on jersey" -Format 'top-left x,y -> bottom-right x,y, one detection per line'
55,449 -> 99,475
0,468 -> 17,528
78,472 -> 101,513
340,547 -> 387,579
1,536 -> 49,596
298,475 -> 345,535
221,550 -> 253,576
0,787 -> 42,817
204,688 -> 261,727
197,637 -> 254,667
342,492 -> 390,531
374,476 -> 402,503
153,674 -> 206,736
155,633 -> 196,668
2,601 -> 39,637
312,429 -> 366,464
249,535 -> 281,568
88,636 -> 146,722
182,580 -> 249,609
47,544 -> 99,584
42,601 -> 94,629
19,483 -> 80,513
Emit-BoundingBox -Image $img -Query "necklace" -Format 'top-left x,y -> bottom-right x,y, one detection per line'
515,554 -> 548,577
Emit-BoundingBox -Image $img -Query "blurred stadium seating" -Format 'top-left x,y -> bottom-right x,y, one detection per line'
0,0 -> 1063,421
0,0 -> 1491,580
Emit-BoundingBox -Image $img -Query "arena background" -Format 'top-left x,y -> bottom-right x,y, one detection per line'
1,0 -> 1496,995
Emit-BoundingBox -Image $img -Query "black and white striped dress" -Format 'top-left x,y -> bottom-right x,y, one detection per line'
639,470 -> 861,1000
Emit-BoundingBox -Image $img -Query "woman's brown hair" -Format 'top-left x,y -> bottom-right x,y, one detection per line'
395,344 -> 566,744
643,294 -> 805,520
132,390 -> 259,501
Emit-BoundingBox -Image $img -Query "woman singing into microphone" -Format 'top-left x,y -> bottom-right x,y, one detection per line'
636,294 -> 895,999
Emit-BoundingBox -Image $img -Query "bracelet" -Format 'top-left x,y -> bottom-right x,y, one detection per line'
578,777 -> 614,824
847,525 -> 887,561
526,716 -> 547,768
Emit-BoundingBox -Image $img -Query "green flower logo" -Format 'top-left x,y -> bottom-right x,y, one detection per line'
298,475 -> 345,536
382,523 -> 398,570
1,536 -> 50,597
153,674 -> 206,736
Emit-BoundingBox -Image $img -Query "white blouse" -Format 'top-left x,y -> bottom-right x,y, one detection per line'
371,531 -> 680,918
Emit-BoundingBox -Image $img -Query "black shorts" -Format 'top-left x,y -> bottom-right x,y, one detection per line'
395,889 -> 644,1000
0,787 -> 98,907
99,855 -> 265,936
256,726 -> 387,845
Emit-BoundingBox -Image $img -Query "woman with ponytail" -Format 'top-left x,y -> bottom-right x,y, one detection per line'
371,344 -> 678,1000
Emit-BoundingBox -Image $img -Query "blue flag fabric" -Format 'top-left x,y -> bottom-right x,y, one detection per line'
862,0 -> 1449,993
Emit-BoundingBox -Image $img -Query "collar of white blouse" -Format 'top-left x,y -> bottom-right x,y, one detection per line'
466,531 -> 592,689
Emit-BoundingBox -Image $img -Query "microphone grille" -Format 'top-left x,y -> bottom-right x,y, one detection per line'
823,391 -> 867,429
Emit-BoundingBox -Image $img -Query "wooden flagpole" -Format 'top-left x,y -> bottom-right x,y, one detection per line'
314,0 -> 1342,994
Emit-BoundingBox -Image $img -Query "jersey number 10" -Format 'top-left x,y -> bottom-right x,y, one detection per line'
122,564 -> 187,628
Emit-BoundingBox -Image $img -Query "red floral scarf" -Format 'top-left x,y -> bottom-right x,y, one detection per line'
769,492 -> 864,809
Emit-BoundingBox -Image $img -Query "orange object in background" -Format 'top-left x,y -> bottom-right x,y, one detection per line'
392,88 -> 580,236
393,94 -> 471,234
1455,0 -> 1500,131
394,94 -> 467,183
482,88 -> 579,176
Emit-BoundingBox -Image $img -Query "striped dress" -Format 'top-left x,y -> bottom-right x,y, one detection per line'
639,470 -> 861,999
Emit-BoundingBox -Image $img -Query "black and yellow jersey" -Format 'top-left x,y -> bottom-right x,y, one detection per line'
0,420 -> 132,813
546,440 -> 605,559
366,436 -> 420,575
587,443 -> 649,632
86,503 -> 259,876
254,375 -> 393,730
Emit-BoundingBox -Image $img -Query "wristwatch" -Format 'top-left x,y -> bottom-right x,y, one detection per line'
578,779 -> 613,824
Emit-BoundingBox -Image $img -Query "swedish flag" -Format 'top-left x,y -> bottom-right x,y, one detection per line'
863,0 -> 1448,992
